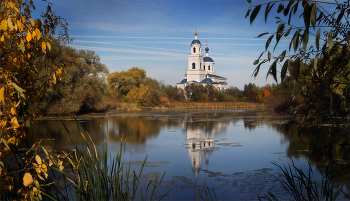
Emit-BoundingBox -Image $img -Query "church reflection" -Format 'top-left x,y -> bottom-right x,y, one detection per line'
183,115 -> 227,180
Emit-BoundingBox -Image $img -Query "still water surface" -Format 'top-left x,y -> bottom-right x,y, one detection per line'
27,110 -> 343,200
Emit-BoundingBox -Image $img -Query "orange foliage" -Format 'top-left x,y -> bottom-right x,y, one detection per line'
160,97 -> 170,105
263,88 -> 271,99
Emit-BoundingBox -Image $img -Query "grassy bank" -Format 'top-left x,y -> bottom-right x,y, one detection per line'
166,102 -> 263,109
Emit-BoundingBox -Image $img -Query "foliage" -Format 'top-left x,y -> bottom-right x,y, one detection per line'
0,0 -> 70,199
108,67 -> 146,99
28,40 -> 109,115
162,84 -> 185,102
246,0 -> 350,117
64,119 -> 169,200
126,84 -> 151,107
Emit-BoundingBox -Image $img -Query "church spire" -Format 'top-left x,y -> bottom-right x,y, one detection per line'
195,27 -> 198,40
205,41 -> 209,57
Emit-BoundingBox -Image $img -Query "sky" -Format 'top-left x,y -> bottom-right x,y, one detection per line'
31,0 -> 311,90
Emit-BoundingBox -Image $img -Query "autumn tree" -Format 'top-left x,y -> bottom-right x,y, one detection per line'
28,40 -> 109,115
108,67 -> 146,99
0,0 -> 71,199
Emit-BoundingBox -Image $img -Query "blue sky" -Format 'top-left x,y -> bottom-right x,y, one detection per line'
32,0 -> 307,90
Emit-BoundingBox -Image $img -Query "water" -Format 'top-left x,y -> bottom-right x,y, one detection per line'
27,110 -> 349,200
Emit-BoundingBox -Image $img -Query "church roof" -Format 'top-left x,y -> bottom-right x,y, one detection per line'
191,40 -> 201,45
200,78 -> 214,84
203,57 -> 214,62
177,78 -> 187,84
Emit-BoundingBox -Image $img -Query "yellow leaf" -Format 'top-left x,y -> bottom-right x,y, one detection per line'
26,31 -> 32,42
10,107 -> 16,115
1,34 -> 4,41
30,19 -> 35,27
0,118 -> 7,129
7,18 -> 13,30
41,41 -> 46,52
13,7 -> 20,13
41,164 -> 47,172
7,1 -> 15,8
8,137 -> 16,144
29,190 -> 34,199
51,73 -> 56,84
0,20 -> 7,31
58,160 -> 63,171
17,20 -> 23,32
32,163 -> 41,174
35,28 -> 41,40
35,155 -> 42,165
31,30 -> 36,38
46,42 -> 51,51
23,173 -> 33,186
0,87 -> 4,103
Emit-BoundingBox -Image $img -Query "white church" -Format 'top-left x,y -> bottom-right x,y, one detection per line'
176,31 -> 227,90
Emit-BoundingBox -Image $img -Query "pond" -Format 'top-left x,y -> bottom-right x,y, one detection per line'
27,110 -> 349,200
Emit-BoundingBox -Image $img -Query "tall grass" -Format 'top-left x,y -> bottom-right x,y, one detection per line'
61,118 -> 169,200
258,159 -> 342,201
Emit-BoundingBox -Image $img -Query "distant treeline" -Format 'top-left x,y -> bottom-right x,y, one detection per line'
32,39 -> 344,116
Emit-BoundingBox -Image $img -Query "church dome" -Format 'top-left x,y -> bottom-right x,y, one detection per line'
191,40 -> 201,45
203,57 -> 214,62
200,78 -> 214,84
177,78 -> 187,84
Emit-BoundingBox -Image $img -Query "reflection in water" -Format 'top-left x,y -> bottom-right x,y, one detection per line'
183,117 -> 226,180
26,110 -> 349,199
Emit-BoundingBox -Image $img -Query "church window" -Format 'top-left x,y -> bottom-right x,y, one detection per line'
193,47 -> 196,53
200,63 -> 201,69
192,63 -> 195,69
204,65 -> 205,70
208,65 -> 210,70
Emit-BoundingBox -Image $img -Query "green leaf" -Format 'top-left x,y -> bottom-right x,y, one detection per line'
264,3 -> 271,23
245,8 -> 251,18
266,60 -> 277,82
247,0 -> 251,4
250,5 -> 261,25
293,57 -> 300,80
252,62 -> 264,77
8,82 -> 26,100
266,35 -> 274,50
257,32 -> 269,38
284,26 -> 292,37
267,51 -> 271,61
302,31 -> 309,51
20,42 -> 25,53
274,23 -> 285,50
281,59 -> 289,82
314,56 -> 319,77
303,2 -> 310,31
1,138 -> 10,150
280,50 -> 287,62
253,59 -> 259,65
328,30 -> 333,51
292,30 -> 299,52
311,4 -> 316,30
316,28 -> 320,51
293,0 -> 299,14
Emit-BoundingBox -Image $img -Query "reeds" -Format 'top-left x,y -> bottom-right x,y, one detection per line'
61,118 -> 169,200
258,159 -> 342,201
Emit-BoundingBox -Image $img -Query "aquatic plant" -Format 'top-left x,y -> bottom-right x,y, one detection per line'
258,159 -> 344,201
62,118 -> 169,200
